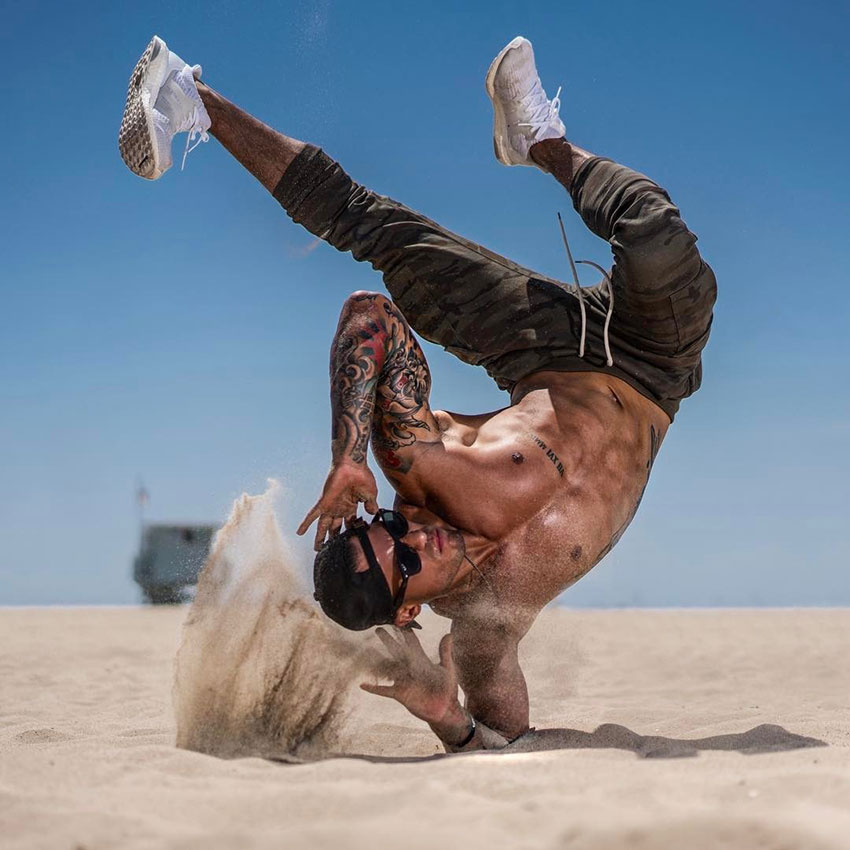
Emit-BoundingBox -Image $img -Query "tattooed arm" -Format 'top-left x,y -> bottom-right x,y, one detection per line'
298,291 -> 439,548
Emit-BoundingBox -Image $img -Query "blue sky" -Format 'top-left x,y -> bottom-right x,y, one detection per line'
1,0 -> 848,605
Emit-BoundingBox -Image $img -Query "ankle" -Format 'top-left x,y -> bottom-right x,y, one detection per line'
195,79 -> 215,110
530,137 -> 572,184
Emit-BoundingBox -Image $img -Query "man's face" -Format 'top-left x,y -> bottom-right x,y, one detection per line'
352,514 -> 466,612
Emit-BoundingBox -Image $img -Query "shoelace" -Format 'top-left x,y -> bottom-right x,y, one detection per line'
557,213 -> 615,367
175,65 -> 210,171
517,84 -> 562,135
180,118 -> 209,171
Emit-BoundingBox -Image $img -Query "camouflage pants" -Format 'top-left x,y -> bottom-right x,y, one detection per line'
273,145 -> 717,421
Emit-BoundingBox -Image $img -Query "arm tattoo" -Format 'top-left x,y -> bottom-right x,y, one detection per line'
528,432 -> 565,477
330,324 -> 383,464
329,294 -> 432,469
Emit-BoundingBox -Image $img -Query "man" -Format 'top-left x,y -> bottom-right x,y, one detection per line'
120,35 -> 716,753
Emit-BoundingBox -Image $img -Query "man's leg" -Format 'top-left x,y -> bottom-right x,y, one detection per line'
529,137 -> 717,358
197,82 -> 304,193
196,83 -> 559,384
484,35 -> 715,387
528,137 -> 590,191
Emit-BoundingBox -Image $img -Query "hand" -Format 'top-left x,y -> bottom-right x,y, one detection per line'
297,461 -> 379,550
361,629 -> 466,732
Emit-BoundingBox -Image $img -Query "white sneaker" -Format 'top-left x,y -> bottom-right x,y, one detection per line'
485,36 -> 566,167
118,35 -> 211,180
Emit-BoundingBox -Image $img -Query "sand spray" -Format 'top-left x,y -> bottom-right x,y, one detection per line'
173,480 -> 379,760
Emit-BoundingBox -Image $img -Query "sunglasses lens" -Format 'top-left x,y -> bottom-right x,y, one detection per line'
396,544 -> 422,577
380,509 -> 409,538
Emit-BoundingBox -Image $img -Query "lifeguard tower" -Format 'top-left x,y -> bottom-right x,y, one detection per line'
131,484 -> 218,604
133,523 -> 217,603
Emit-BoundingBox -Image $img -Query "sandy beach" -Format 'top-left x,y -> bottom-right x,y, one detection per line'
2,605 -> 848,849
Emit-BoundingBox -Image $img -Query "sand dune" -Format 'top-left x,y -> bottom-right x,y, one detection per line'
2,603 -> 848,849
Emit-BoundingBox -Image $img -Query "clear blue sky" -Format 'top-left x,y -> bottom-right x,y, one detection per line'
1,0 -> 848,605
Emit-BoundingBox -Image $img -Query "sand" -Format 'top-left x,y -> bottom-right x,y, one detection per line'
2,604 -> 849,849
171,484 -> 380,761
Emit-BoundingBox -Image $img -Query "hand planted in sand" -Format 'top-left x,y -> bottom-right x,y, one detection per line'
297,461 -> 379,550
361,629 -> 469,735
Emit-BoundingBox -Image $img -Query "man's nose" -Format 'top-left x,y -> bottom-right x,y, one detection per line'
402,528 -> 428,550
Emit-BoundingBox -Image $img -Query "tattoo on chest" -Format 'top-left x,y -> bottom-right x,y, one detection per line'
528,433 -> 565,477
647,423 -> 660,470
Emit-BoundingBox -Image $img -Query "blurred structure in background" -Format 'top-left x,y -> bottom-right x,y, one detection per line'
133,523 -> 217,603
133,481 -> 218,604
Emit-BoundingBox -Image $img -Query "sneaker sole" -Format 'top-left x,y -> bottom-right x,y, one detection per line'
118,36 -> 165,180
485,36 -> 529,167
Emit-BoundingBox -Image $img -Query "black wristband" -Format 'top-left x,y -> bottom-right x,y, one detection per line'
452,715 -> 476,749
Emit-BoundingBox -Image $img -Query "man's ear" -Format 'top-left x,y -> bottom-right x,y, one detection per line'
394,603 -> 421,629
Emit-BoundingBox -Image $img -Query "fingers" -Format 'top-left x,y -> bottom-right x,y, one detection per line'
359,681 -> 396,698
313,514 -> 335,551
296,504 -> 320,537
300,508 -> 346,549
375,627 -> 406,659
400,627 -> 427,658
438,634 -> 455,671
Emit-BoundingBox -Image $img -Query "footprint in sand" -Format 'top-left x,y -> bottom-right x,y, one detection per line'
15,728 -> 73,744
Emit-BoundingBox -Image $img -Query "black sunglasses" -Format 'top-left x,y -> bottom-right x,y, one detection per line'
348,509 -> 422,614
373,509 -> 423,610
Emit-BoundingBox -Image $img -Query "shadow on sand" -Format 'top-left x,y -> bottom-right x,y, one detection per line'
270,723 -> 826,765
501,722 -> 826,759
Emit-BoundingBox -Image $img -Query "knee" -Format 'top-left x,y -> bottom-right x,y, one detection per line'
616,219 -> 704,298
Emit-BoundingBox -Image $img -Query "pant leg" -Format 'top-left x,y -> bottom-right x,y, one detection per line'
273,145 -> 573,381
273,145 -> 714,419
569,157 -> 717,359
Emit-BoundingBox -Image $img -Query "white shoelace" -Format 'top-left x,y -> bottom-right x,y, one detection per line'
180,117 -> 209,171
557,213 -> 615,367
517,84 -> 562,136
172,65 -> 210,171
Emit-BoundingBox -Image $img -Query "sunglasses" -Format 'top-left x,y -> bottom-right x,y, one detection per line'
374,509 -> 423,610
349,509 -> 423,615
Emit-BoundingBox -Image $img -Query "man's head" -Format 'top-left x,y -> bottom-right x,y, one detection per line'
313,509 -> 466,630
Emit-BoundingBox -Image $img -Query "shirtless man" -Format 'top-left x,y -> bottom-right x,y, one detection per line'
120,35 -> 716,753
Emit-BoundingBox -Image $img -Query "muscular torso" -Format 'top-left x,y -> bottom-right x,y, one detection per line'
372,370 -> 669,630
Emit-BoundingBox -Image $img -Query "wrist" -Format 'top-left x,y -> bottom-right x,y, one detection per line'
429,704 -> 474,747
330,452 -> 368,469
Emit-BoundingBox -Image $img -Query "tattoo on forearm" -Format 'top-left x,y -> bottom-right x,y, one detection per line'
528,433 -> 565,477
330,294 -> 432,471
331,331 -> 382,464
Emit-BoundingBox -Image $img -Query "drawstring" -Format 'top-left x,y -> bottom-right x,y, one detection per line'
577,260 -> 615,367
557,213 -> 615,368
180,117 -> 209,171
557,213 -> 587,358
